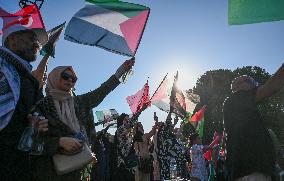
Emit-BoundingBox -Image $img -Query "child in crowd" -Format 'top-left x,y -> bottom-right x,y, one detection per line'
189,133 -> 212,181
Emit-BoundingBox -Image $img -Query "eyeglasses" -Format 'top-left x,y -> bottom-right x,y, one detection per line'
61,72 -> 77,83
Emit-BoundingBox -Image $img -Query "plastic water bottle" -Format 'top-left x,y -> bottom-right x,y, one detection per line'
170,157 -> 177,180
30,115 -> 45,155
18,112 -> 39,152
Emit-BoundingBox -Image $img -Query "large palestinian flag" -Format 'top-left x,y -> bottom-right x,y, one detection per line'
65,0 -> 150,57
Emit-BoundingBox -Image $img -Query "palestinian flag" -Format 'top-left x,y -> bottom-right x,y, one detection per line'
40,22 -> 66,58
151,74 -> 173,114
126,81 -> 150,115
229,0 -> 284,25
95,109 -> 118,127
191,105 -> 206,138
151,74 -> 197,119
191,105 -> 206,122
65,0 -> 150,57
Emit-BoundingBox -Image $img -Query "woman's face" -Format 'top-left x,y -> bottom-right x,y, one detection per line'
58,69 -> 77,92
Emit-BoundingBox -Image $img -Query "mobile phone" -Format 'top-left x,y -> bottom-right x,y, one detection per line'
154,112 -> 158,122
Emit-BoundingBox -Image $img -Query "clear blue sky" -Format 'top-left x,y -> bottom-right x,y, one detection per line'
1,0 -> 284,134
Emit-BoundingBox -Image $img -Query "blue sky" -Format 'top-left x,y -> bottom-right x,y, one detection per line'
1,0 -> 284,134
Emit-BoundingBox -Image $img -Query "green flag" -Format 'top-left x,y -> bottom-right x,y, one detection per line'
228,0 -> 284,25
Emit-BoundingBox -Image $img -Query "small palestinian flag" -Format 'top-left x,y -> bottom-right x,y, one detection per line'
65,0 -> 150,57
40,22 -> 65,58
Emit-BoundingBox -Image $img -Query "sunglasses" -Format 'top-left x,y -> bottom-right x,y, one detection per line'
61,72 -> 77,83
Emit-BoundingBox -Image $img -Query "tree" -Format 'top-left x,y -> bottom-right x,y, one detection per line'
190,66 -> 284,144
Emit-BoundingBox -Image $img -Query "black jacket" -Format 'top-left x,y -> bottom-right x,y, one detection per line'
0,54 -> 42,181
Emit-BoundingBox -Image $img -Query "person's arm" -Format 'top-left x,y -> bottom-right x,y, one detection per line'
256,63 -> 284,102
173,115 -> 179,127
78,75 -> 120,109
144,121 -> 158,140
78,58 -> 135,109
32,54 -> 49,89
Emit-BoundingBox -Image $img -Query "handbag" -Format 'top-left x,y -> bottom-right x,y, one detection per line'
53,143 -> 95,175
123,153 -> 139,169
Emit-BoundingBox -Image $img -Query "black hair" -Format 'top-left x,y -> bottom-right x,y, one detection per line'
133,123 -> 144,143
189,132 -> 199,145
116,113 -> 129,128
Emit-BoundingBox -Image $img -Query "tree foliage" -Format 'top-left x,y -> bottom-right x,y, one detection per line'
187,66 -> 284,144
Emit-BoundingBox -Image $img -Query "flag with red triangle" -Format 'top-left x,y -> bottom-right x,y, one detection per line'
151,74 -> 197,119
65,0 -> 150,57
191,105 -> 206,122
127,81 -> 150,115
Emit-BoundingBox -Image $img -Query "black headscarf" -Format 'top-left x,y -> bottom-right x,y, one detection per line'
133,124 -> 144,143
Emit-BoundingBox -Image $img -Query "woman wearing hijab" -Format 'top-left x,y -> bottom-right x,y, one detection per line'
133,121 -> 157,181
113,113 -> 137,181
31,59 -> 134,181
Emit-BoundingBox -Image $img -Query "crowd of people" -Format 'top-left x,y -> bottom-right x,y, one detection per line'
1,7 -> 284,181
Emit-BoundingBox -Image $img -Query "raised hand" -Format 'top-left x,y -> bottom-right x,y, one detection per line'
115,57 -> 135,79
154,112 -> 158,122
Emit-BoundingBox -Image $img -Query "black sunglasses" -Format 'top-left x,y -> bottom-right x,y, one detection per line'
61,72 -> 77,83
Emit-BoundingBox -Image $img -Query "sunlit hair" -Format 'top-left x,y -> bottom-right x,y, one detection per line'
231,75 -> 257,93
116,113 -> 129,128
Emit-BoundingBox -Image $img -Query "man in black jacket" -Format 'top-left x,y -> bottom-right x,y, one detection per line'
0,14 -> 49,181
223,63 -> 284,181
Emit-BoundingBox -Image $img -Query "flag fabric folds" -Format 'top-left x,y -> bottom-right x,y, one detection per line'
151,74 -> 173,113
65,0 -> 150,57
228,0 -> 284,25
127,81 -> 150,115
0,4 -> 47,45
40,22 -> 66,57
151,74 -> 197,119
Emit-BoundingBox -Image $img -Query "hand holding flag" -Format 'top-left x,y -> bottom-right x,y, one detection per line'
40,22 -> 66,58
115,57 -> 135,80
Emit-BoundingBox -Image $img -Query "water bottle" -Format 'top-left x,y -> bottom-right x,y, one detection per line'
170,157 -> 177,180
30,115 -> 45,155
18,112 -> 39,152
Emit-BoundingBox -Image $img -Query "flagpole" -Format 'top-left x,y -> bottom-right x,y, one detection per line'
150,73 -> 168,101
